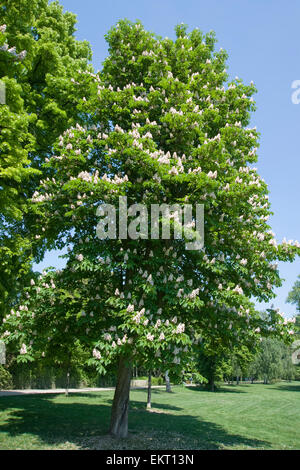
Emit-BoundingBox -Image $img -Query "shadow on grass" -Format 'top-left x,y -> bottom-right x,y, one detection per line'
0,392 -> 271,450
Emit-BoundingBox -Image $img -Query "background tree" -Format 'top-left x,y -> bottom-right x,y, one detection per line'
248,337 -> 294,384
0,0 -> 92,318
229,345 -> 256,384
287,275 -> 300,315
0,23 -> 38,314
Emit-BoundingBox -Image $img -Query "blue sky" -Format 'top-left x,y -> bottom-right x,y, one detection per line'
36,0 -> 300,318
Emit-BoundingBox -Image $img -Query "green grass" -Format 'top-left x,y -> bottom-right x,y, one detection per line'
0,382 -> 299,450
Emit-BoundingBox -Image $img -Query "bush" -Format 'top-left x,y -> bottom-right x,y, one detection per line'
135,376 -> 164,385
294,366 -> 300,381
0,366 -> 13,390
152,376 -> 164,385
183,372 -> 207,385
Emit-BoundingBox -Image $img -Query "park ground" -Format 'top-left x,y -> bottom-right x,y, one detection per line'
0,382 -> 299,450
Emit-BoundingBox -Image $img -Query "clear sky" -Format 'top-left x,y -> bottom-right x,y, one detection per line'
35,0 -> 300,318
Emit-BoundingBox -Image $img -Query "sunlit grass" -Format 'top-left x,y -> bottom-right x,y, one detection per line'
0,382 -> 299,449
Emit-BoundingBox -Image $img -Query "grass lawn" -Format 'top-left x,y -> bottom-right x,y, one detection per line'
0,381 -> 299,450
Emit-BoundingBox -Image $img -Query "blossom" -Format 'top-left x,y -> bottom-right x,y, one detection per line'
93,348 -> 101,360
8,46 -> 17,56
257,233 -> 265,241
176,323 -> 185,334
233,285 -> 243,295
78,171 -> 92,182
189,288 -> 199,299
207,170 -> 217,179
18,50 -> 27,60
169,166 -> 179,176
20,344 -> 27,355
133,314 -> 141,324
177,288 -> 184,298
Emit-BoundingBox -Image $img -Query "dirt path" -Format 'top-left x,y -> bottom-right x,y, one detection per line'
0,385 -> 166,397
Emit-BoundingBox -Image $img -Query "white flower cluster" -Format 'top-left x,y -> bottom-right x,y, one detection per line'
189,288 -> 199,299
207,170 -> 217,179
102,173 -> 129,185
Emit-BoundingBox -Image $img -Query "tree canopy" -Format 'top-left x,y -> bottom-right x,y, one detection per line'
0,0 -> 92,317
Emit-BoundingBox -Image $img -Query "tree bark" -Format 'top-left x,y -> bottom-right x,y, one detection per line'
165,370 -> 171,392
147,371 -> 152,409
109,355 -> 132,438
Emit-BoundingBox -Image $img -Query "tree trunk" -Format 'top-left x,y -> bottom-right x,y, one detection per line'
165,370 -> 171,392
109,356 -> 132,438
147,371 -> 152,409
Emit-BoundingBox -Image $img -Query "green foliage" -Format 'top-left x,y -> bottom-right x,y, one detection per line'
294,365 -> 300,381
287,275 -> 300,315
248,337 -> 295,383
135,375 -> 164,385
0,18 -> 299,422
1,383 -> 300,449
